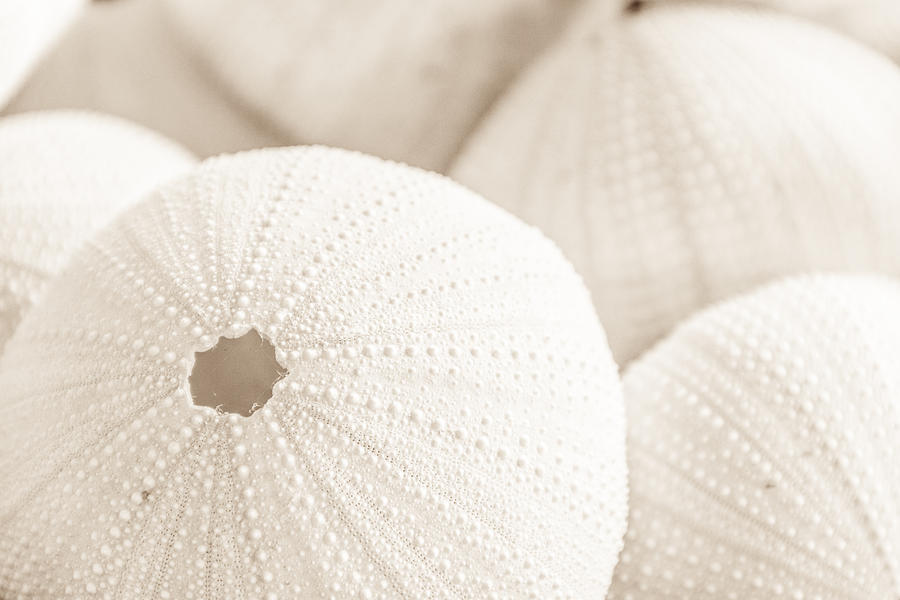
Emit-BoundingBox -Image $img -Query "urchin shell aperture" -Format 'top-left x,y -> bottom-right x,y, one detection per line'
0,146 -> 627,599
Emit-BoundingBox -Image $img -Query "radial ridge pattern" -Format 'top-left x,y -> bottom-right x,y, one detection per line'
0,146 -> 627,599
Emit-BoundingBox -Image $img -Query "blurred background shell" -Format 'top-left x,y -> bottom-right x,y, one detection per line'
0,146 -> 627,599
641,0 -> 900,63
609,274 -> 900,599
0,0 -> 83,108
156,0 -> 613,170
451,1 -> 900,365
0,110 -> 194,354
4,0 -> 288,158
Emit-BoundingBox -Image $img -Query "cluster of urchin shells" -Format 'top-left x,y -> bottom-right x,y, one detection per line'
2,1 -> 900,599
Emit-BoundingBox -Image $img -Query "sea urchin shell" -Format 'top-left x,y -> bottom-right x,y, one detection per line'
0,146 -> 627,599
610,274 -> 900,599
0,110 -> 194,354
451,3 -> 900,364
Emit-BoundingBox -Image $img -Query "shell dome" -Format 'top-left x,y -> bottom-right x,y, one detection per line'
450,2 -> 900,364
157,0 -> 615,170
0,146 -> 627,599
0,0 -> 83,108
609,274 -> 900,599
0,110 -> 194,353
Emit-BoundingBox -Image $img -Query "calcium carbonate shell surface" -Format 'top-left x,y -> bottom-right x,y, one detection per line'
451,2 -> 900,364
158,0 -> 606,170
0,146 -> 627,599
0,0 -> 83,108
0,110 -> 194,354
609,274 -> 900,599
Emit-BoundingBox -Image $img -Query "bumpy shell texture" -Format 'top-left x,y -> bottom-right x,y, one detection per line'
0,146 -> 627,599
0,110 -> 194,353
609,274 -> 900,599
643,0 -> 900,62
450,2 -> 900,364
0,0 -> 83,108
158,0 -> 606,170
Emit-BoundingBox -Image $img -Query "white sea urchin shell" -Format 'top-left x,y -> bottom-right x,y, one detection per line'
0,110 -> 194,354
451,2 -> 900,364
609,274 -> 900,599
0,146 -> 627,599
